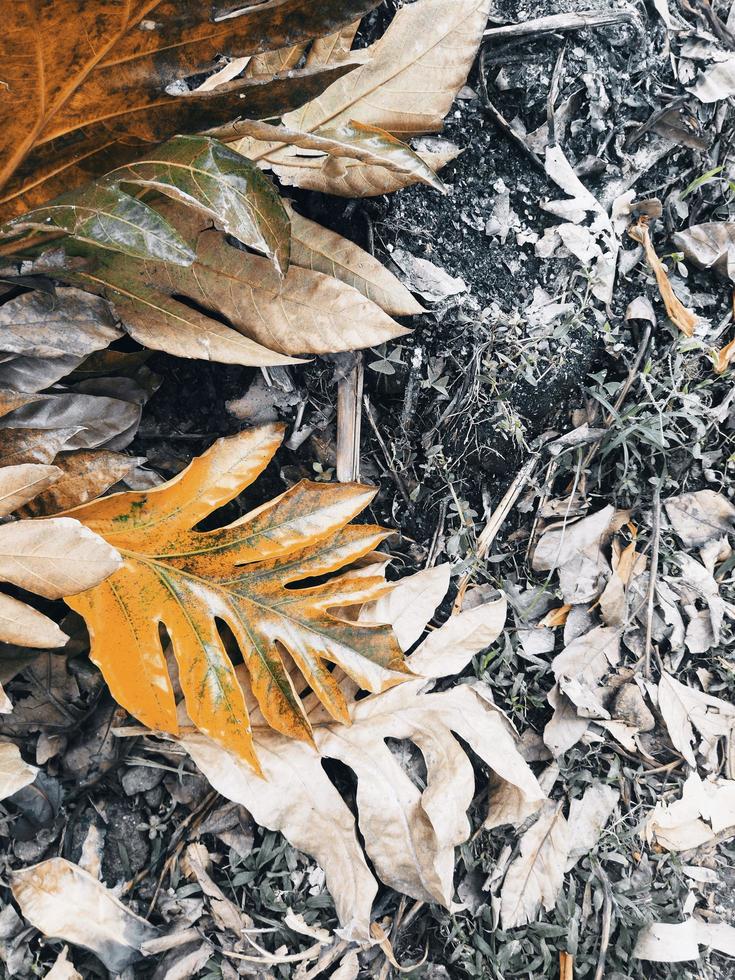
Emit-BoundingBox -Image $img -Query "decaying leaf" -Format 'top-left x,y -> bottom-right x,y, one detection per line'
672,222 -> 735,282
45,947 -> 81,980
645,772 -> 735,852
18,450 -> 140,517
102,135 -> 291,273
10,858 -> 158,973
0,741 -> 38,800
500,800 -> 570,930
628,217 -> 698,336
0,288 -> 123,393
0,0 -> 382,213
71,207 -> 408,365
185,678 -> 543,938
64,423 -> 409,769
664,489 -> 735,549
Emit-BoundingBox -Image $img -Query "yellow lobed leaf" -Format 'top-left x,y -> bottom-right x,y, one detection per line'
63,423 -> 408,770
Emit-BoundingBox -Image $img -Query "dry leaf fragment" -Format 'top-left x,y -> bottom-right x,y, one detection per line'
664,489 -> 735,548
500,800 -> 571,930
182,842 -> 248,935
11,858 -> 157,972
628,217 -> 698,336
645,772 -> 735,852
672,222 -> 735,282
45,946 -> 82,980
657,671 -> 735,769
64,423 -> 407,769
634,917 -> 735,962
288,205 -> 424,316
407,594 -> 507,677
358,563 -> 451,651
0,742 -> 38,800
185,679 -> 542,939
565,783 -> 619,870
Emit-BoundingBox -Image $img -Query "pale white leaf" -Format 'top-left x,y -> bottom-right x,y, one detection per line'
644,772 -> 735,851
358,563 -> 451,650
0,464 -> 61,519
45,947 -> 82,980
664,489 -> 735,548
408,594 -> 507,677
634,920 -> 700,962
0,741 -> 37,799
658,672 -> 735,769
532,506 -> 616,604
11,858 -> 157,972
565,783 -> 619,870
0,517 -> 122,599
500,800 -> 571,929
0,591 -> 68,648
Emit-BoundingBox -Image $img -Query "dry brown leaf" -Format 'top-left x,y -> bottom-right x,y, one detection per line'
0,517 -> 121,599
532,506 -> 618,604
18,450 -> 139,517
288,205 -> 424,315
11,858 -> 157,973
306,21 -> 362,67
0,741 -> 38,800
628,217 -> 698,336
76,206 -> 408,364
233,0 -> 490,194
0,425 -> 82,466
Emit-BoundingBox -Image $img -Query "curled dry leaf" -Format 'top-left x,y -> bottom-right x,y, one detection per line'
0,0 -> 381,212
0,288 -> 123,393
664,488 -> 735,549
231,118 -> 446,197
71,207 -> 408,365
185,679 -> 543,939
500,800 -> 570,930
672,222 -> 735,282
628,217 -> 698,336
11,857 -> 158,973
0,741 -> 38,800
3,391 -> 142,453
64,424 -> 408,770
234,0 -> 491,195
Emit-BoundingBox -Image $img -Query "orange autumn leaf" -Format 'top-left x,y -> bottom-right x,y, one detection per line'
63,423 -> 408,771
628,217 -> 698,337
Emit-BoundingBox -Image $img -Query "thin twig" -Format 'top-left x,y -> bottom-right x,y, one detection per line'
483,6 -> 640,41
363,394 -> 411,506
643,485 -> 662,679
592,859 -> 614,980
477,47 -> 546,174
336,354 -> 364,483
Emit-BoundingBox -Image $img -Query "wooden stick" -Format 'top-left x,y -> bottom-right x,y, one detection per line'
483,7 -> 640,41
336,353 -> 364,483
